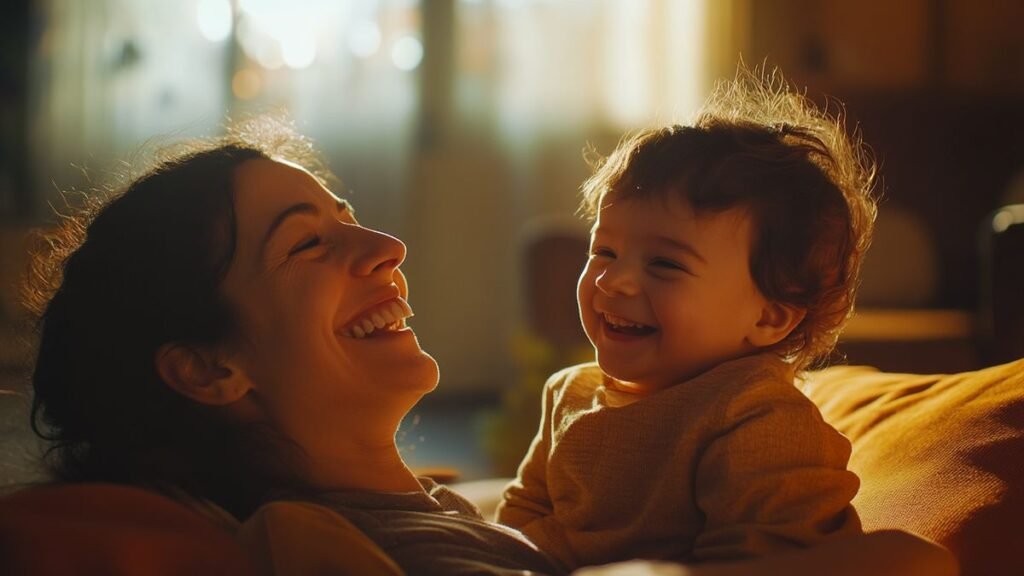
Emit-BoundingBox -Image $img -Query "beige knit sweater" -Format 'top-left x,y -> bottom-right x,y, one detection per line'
496,353 -> 861,572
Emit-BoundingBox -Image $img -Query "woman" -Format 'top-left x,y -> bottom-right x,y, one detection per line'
25,118 -> 955,575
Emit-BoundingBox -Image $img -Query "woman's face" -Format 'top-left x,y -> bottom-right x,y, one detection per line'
219,158 -> 438,465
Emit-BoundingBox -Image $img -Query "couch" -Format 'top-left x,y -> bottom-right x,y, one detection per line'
1,206 -> 1022,574
2,357 -> 1021,575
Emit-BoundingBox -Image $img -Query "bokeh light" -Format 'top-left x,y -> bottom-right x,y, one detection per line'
391,35 -> 423,71
196,0 -> 233,42
349,20 -> 382,59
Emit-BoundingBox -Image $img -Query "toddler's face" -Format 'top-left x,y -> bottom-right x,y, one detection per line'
577,194 -> 768,393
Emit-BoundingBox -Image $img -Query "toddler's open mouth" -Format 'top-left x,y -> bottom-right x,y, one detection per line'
602,312 -> 657,337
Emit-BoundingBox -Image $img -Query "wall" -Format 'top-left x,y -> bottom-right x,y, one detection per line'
745,0 -> 1024,309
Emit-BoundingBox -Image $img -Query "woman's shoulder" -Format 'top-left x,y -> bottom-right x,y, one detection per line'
238,499 -> 404,576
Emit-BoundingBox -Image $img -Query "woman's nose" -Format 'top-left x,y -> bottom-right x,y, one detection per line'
594,262 -> 639,296
350,226 -> 407,277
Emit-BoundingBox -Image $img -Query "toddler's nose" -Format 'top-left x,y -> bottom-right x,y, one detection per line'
595,262 -> 640,296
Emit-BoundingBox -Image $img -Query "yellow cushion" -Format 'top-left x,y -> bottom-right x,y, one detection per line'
238,500 -> 404,576
801,359 -> 1024,576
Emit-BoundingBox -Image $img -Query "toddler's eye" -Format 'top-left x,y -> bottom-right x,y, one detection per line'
652,258 -> 686,272
290,236 -> 322,255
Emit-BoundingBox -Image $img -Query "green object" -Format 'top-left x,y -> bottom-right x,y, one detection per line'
478,330 -> 592,477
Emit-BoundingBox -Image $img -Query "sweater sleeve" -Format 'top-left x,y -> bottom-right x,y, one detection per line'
692,381 -> 862,562
496,369 -> 562,530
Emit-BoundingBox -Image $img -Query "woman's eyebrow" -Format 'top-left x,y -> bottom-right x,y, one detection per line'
260,202 -> 319,258
259,198 -> 350,257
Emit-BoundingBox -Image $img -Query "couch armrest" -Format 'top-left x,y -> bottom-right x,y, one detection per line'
802,359 -> 1024,576
0,483 -> 254,575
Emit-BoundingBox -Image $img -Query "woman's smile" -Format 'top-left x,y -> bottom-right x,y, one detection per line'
339,296 -> 414,339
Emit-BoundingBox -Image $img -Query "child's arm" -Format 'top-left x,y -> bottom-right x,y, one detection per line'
692,381 -> 861,561
495,370 -> 561,529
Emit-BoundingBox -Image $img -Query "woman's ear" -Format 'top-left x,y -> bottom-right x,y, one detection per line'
155,343 -> 252,406
746,301 -> 807,348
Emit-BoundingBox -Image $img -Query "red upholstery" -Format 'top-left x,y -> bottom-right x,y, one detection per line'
0,483 -> 254,575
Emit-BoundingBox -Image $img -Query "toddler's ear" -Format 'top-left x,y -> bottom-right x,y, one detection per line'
747,302 -> 807,348
155,343 -> 252,406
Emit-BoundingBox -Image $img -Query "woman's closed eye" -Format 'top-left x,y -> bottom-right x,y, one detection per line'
290,235 -> 322,255
590,247 -> 616,259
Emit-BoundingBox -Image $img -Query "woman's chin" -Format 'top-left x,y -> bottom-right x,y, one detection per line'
416,354 -> 441,393
395,351 -> 441,395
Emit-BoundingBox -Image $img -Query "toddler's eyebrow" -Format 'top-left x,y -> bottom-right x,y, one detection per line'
653,235 -> 707,264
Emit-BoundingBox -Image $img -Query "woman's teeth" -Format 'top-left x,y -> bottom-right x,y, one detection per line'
344,299 -> 414,339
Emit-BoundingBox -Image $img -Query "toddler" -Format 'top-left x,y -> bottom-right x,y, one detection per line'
497,69 -> 877,572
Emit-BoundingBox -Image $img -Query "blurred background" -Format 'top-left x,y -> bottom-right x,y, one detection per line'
1,0 -> 1023,481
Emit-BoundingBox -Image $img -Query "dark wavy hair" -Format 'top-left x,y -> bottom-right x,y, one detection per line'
580,67 -> 878,371
23,117 -> 333,519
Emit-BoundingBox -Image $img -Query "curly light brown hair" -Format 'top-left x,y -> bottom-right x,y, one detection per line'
580,67 -> 878,371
